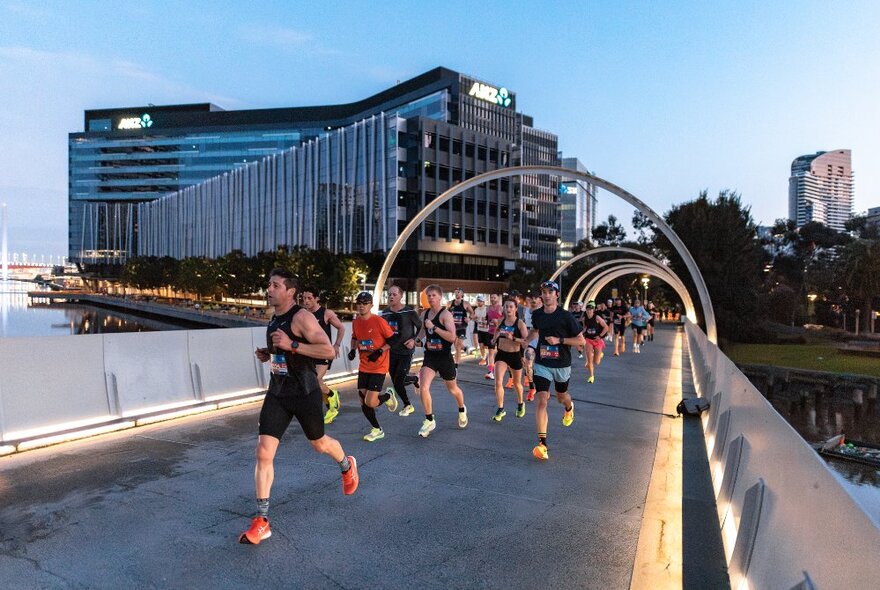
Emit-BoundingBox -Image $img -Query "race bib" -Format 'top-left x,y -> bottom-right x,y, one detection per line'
500,325 -> 515,335
270,353 -> 288,376
453,311 -> 464,326
358,339 -> 374,351
387,320 -> 399,335
540,345 -> 560,359
585,327 -> 598,337
477,317 -> 488,330
426,337 -> 443,351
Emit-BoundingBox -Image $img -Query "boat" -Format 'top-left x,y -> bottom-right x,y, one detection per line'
817,435 -> 880,468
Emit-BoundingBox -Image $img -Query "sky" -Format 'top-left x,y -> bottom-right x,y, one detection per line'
1,0 -> 878,258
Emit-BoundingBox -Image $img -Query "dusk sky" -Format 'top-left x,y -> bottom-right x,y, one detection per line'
1,0 -> 878,258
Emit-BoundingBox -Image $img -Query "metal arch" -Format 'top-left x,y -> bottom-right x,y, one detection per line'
550,246 -> 667,282
558,253 -> 677,308
564,258 -> 694,308
561,258 -> 663,308
372,165 -> 717,343
580,265 -> 697,323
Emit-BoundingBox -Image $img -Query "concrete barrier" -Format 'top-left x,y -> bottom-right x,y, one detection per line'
684,321 -> 880,589
189,328 -> 263,401
0,335 -> 110,441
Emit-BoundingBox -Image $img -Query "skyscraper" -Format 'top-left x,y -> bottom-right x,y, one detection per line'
788,149 -> 854,231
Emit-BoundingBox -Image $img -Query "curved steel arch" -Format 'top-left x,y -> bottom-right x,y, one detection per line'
550,246 -> 666,283
580,265 -> 697,322
562,260 -> 695,318
373,165 -> 716,343
561,257 -> 669,309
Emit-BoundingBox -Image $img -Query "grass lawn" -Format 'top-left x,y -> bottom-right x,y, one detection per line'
724,343 -> 880,378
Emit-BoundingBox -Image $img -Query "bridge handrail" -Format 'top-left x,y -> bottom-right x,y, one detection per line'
0,323 -> 414,449
683,320 -> 880,589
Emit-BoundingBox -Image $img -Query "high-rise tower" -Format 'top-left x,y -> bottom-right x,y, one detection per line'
788,149 -> 854,231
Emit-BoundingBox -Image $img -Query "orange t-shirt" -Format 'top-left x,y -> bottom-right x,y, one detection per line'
352,314 -> 394,374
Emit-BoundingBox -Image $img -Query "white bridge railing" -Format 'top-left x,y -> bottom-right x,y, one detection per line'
684,320 -> 880,590
0,323 -> 415,452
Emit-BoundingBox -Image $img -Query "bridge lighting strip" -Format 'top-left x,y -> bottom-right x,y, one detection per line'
0,445 -> 16,456
135,404 -> 217,426
16,421 -> 137,452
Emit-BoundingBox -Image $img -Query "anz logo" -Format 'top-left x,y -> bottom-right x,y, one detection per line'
468,82 -> 512,108
118,113 -> 154,130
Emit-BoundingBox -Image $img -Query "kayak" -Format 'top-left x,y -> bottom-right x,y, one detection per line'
817,435 -> 880,468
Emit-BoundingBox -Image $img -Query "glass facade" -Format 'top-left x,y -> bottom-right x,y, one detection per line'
558,157 -> 598,263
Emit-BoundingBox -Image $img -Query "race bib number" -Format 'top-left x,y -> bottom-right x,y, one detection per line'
477,317 -> 488,330
387,320 -> 399,335
358,339 -> 374,351
585,327 -> 598,337
270,353 -> 288,376
426,337 -> 443,351
500,325 -> 515,336
453,311 -> 464,326
540,345 -> 560,359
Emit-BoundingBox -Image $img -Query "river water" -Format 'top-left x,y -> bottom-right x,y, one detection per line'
0,280 -> 186,337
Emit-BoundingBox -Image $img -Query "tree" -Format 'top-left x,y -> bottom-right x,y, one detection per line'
507,260 -> 554,295
591,215 -> 627,246
631,210 -> 655,245
653,190 -> 765,342
837,239 -> 880,332
174,257 -> 220,299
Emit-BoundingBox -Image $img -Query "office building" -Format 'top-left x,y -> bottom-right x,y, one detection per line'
69,67 -> 561,290
788,149 -> 854,231
558,157 -> 597,263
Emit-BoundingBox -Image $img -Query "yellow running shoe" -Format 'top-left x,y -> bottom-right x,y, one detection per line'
323,406 -> 339,424
532,444 -> 549,460
329,389 -> 341,410
515,404 -> 526,418
562,403 -> 575,427
588,375 -> 595,384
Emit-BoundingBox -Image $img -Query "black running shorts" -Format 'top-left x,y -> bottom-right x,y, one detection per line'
532,375 -> 570,394
422,353 -> 457,381
631,324 -> 645,334
357,372 -> 385,392
316,359 -> 333,368
477,330 -> 495,349
259,389 -> 325,441
494,348 -> 523,371
456,328 -> 468,339
613,323 -> 627,335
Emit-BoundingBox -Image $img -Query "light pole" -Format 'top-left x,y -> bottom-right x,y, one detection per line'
640,276 -> 650,302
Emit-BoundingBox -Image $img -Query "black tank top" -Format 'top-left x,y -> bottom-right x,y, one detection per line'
583,314 -> 602,339
448,301 -> 467,328
266,305 -> 318,397
313,305 -> 331,341
424,308 -> 453,355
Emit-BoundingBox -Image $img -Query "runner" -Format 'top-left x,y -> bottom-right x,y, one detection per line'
483,293 -> 503,380
380,285 -> 422,417
300,287 -> 345,424
646,301 -> 657,342
571,301 -> 585,359
582,301 -> 609,383
521,290 -> 543,401
348,291 -> 399,441
416,285 -> 468,437
528,280 -> 586,460
240,268 -> 357,545
610,296 -> 630,356
473,295 -> 490,366
491,298 -> 529,421
604,299 -> 614,342
628,298 -> 650,353
447,288 -> 475,366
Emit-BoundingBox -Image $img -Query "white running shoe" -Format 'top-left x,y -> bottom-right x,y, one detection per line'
458,406 -> 469,428
385,388 -> 399,412
363,428 -> 384,442
419,418 -> 436,438
399,404 -> 415,417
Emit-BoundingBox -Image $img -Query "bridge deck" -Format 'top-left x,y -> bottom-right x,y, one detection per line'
0,325 -> 726,589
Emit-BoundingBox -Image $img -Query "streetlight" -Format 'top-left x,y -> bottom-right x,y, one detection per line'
640,276 -> 650,302
357,272 -> 367,291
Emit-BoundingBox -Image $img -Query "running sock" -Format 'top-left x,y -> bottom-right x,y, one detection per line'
426,413 -> 434,421
338,456 -> 351,472
378,392 -> 391,404
539,433 -> 547,447
256,497 -> 270,518
361,403 -> 381,428
565,405 -> 573,412
458,407 -> 466,413
495,407 -> 504,415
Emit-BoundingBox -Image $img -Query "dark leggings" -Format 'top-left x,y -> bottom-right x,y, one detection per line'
388,353 -> 413,406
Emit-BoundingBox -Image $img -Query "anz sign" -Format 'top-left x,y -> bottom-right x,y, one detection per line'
467,82 -> 512,108
118,113 -> 154,130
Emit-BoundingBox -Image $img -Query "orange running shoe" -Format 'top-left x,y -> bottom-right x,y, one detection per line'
239,516 -> 271,544
505,377 -> 514,388
526,387 -> 536,402
342,456 -> 359,495
532,444 -> 549,460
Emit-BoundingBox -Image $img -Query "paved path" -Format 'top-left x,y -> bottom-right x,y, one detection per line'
1,326 -> 687,589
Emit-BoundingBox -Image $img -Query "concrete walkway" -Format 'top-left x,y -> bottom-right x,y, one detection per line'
0,325 -> 709,589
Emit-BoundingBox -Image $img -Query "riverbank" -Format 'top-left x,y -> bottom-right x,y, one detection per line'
28,292 -> 266,329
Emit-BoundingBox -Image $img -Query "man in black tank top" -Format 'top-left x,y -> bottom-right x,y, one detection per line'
415,284 -> 468,438
239,269 -> 358,546
300,288 -> 346,424
447,288 -> 474,366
